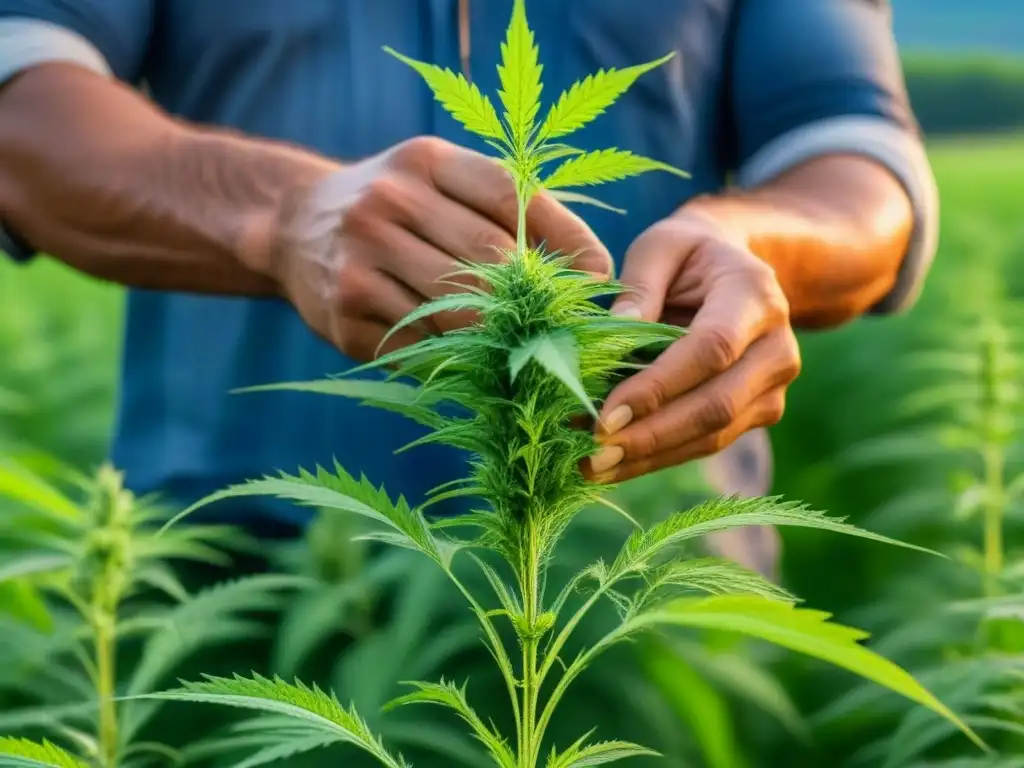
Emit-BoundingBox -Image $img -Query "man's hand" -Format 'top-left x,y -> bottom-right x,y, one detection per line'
585,207 -> 801,483
271,136 -> 612,361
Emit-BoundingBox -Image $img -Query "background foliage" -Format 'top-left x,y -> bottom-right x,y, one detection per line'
2,7 -> 1023,767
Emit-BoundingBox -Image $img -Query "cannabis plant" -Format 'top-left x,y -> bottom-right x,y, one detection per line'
813,253 -> 1024,767
3,4 -> 981,768
0,458 -> 302,768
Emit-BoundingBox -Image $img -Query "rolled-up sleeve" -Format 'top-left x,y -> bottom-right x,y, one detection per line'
0,1 -> 154,262
728,0 -> 938,314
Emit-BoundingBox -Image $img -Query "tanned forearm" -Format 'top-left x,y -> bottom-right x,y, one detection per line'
0,63 -> 339,294
686,154 -> 914,329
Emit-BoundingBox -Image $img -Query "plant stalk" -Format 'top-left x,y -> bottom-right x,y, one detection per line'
979,331 -> 1006,601
519,515 -> 542,768
982,443 -> 1005,599
94,609 -> 118,768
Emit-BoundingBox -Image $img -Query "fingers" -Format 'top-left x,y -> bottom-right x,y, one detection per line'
367,226 -> 484,333
329,316 -> 426,363
429,143 -> 612,277
603,259 -> 787,424
610,220 -> 692,321
590,382 -> 789,484
526,191 -> 614,277
398,182 -> 517,267
586,327 -> 800,483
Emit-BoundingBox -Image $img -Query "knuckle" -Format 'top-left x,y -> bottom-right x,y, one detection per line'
392,135 -> 447,170
343,197 -> 381,238
628,428 -> 662,461
697,325 -> 741,373
749,266 -> 790,320
770,330 -> 802,384
364,175 -> 408,214
780,341 -> 802,381
760,391 -> 787,427
635,373 -> 673,416
469,226 -> 514,260
335,261 -> 371,313
693,432 -> 728,459
699,391 -> 739,432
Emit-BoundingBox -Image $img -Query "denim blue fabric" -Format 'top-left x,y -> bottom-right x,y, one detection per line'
0,0 -> 916,528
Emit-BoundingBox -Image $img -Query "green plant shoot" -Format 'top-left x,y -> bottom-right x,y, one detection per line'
15,2 -> 977,767
0,460 -> 299,768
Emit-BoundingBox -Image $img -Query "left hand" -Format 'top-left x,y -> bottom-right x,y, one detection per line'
584,206 -> 802,483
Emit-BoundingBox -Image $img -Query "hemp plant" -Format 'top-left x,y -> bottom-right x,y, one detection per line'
817,271 -> 1024,766
4,3 -> 979,768
0,459 -> 300,768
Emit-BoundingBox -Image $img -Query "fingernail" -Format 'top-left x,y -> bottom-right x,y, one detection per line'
589,445 -> 625,475
599,404 -> 633,436
612,303 -> 643,320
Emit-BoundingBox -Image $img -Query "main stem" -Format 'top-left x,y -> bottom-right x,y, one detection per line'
979,333 -> 1006,601
519,516 -> 542,768
94,608 -> 118,768
982,443 -> 1004,600
515,162 -> 541,768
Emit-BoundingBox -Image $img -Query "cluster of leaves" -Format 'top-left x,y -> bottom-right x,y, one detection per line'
0,459 -> 304,768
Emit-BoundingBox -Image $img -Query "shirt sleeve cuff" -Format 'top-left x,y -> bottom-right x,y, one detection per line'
0,18 -> 111,85
734,115 -> 939,315
0,18 -> 113,262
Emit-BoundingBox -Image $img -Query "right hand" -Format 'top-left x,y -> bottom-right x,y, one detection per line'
270,136 -> 613,361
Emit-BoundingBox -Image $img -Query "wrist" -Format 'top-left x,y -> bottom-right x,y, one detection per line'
178,130 -> 342,288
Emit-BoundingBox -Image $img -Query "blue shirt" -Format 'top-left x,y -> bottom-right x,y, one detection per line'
0,0 -> 936,529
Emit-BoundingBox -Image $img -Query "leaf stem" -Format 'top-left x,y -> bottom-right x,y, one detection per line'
447,570 -> 523,740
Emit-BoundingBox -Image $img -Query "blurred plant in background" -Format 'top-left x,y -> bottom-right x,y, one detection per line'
0,460 -> 300,768
0,261 -> 121,468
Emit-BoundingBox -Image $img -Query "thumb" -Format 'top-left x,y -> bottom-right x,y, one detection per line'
610,222 -> 687,321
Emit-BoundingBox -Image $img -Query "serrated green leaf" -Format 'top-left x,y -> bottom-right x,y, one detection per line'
497,0 -> 543,147
233,378 -> 434,406
637,557 -> 797,608
145,674 -> 408,768
547,736 -> 659,768
161,464 -> 445,566
383,47 -> 506,141
539,54 -> 674,140
384,680 -> 515,768
379,292 -> 495,352
234,377 -> 443,428
0,739 -> 88,768
610,496 -> 937,582
509,330 -> 598,418
629,596 -> 986,752
544,148 -> 689,190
